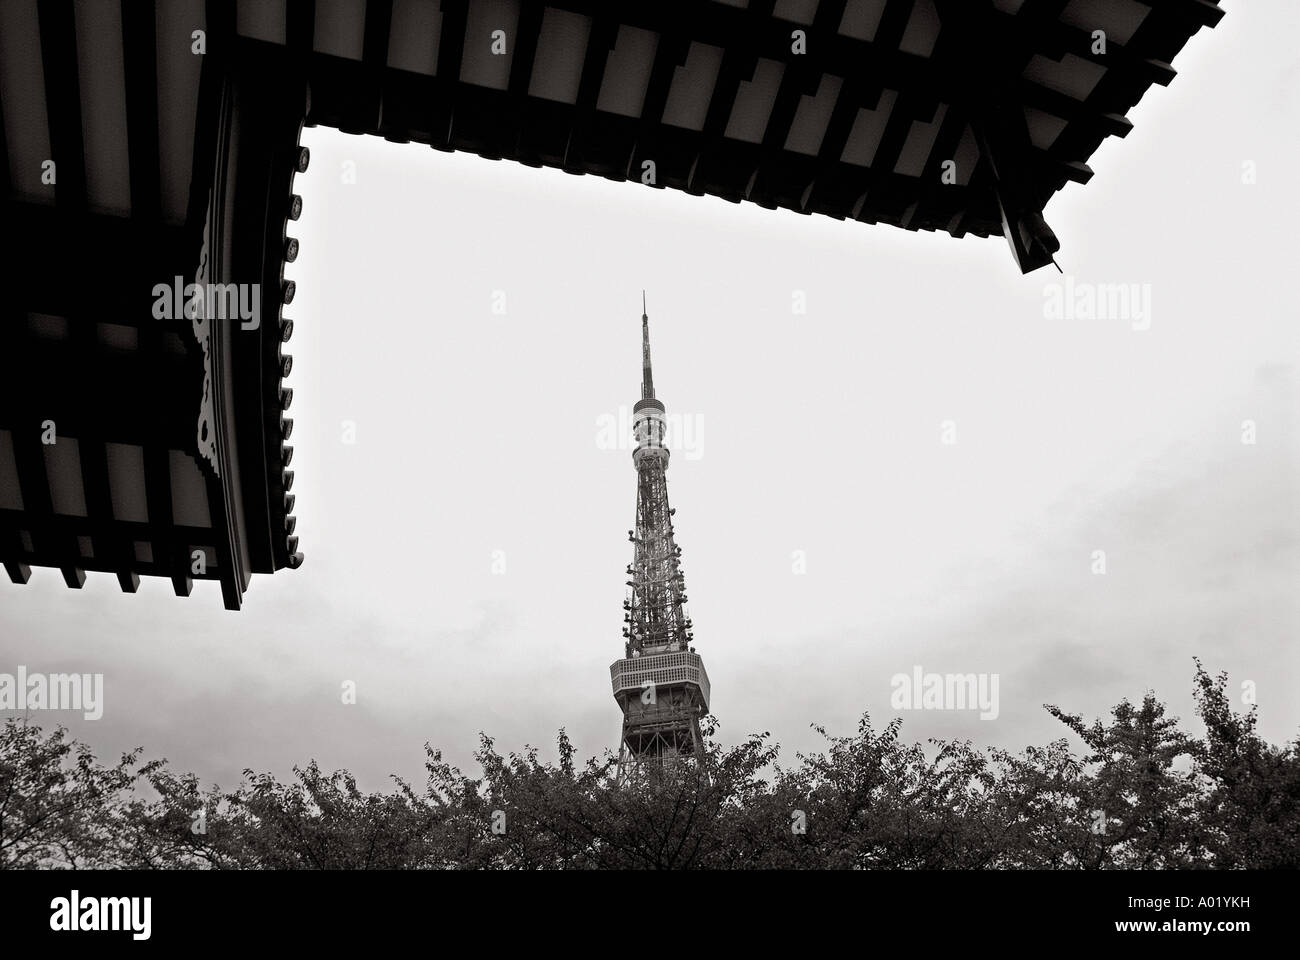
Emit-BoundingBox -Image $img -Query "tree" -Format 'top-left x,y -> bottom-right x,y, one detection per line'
1190,659 -> 1300,868
0,718 -> 149,869
2,665 -> 1296,869
1042,694 -> 1203,868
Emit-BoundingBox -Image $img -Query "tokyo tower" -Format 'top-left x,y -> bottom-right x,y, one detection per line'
610,296 -> 710,780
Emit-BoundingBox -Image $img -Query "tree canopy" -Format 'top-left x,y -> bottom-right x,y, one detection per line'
2,661 -> 1295,869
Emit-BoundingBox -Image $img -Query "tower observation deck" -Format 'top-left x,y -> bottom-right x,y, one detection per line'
612,297 -> 709,780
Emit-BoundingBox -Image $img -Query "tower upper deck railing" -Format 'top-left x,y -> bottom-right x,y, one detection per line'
611,651 -> 710,713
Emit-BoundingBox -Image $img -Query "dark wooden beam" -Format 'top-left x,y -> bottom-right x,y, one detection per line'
1049,0 -> 1192,181
5,203 -> 193,324
122,0 -> 162,221
81,0 -> 151,595
77,437 -> 138,593
1175,0 -> 1226,29
37,0 -> 86,210
432,0 -> 469,148
0,81 -> 10,201
629,21 -> 690,186
803,75 -> 869,212
205,0 -> 236,52
543,0 -> 1002,113
766,0 -> 843,149
899,10 -> 973,231
6,365 -> 85,590
0,509 -> 222,582
561,14 -> 618,172
363,0 -> 394,67
504,0 -> 545,160
850,0 -> 919,220
320,0 -> 393,133
685,0 -> 771,196
287,0 -> 316,54
747,0 -> 847,206
507,1 -> 544,99
31,0 -> 90,587
64,0 -> 152,590
3,560 -> 31,585
0,340 -> 197,445
901,102 -> 969,231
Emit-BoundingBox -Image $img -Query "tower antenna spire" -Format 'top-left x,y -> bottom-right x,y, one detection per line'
640,291 -> 654,401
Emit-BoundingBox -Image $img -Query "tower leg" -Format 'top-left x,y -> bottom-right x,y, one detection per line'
615,712 -> 710,786
616,719 -> 627,785
690,716 -> 704,760
689,716 -> 711,786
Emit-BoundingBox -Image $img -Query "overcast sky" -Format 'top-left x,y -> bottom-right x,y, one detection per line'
3,1 -> 1297,791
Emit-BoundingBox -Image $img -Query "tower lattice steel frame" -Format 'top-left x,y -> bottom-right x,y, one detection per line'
611,297 -> 710,783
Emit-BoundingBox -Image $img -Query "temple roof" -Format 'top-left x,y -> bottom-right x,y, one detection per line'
0,0 -> 1224,608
